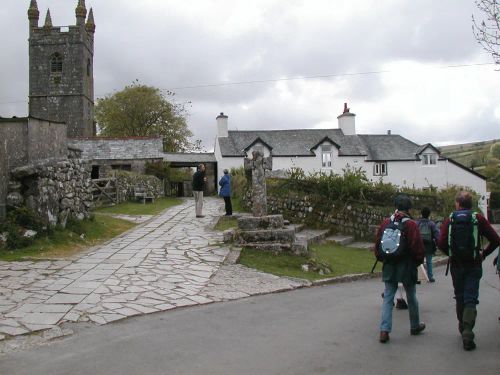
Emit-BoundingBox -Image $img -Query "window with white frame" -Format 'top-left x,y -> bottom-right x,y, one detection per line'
321,145 -> 332,168
373,162 -> 387,176
422,153 -> 437,165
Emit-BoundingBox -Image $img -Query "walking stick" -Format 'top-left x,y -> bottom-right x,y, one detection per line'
445,258 -> 450,276
370,259 -> 378,273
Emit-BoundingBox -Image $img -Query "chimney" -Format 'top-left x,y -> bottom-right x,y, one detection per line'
337,103 -> 356,135
216,112 -> 228,137
387,130 -> 391,135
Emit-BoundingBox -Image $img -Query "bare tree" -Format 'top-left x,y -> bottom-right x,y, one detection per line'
472,1 -> 500,66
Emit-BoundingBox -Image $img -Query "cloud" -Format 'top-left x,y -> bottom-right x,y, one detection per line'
0,0 -> 497,150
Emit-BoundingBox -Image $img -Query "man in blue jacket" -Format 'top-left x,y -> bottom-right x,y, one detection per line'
218,169 -> 232,216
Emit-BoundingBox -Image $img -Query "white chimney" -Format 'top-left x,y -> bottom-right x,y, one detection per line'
337,103 -> 356,135
216,112 -> 228,137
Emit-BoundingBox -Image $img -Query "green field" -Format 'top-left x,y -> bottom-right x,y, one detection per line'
439,139 -> 498,173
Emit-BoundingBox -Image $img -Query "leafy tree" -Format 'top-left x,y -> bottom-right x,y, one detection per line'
472,1 -> 500,66
95,81 -> 199,152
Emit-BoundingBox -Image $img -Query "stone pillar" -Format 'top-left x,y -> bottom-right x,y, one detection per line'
244,151 -> 272,217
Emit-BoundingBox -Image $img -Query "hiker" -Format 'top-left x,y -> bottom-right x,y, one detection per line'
375,194 -> 426,343
437,191 -> 500,351
495,248 -> 500,321
218,169 -> 233,216
416,207 -> 440,283
192,163 -> 207,218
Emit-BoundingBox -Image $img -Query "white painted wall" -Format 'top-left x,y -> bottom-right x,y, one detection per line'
214,137 -> 487,214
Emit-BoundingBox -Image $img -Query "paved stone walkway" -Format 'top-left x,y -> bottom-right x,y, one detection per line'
0,198 -> 306,343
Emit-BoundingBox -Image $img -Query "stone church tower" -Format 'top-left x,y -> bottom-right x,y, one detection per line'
28,0 -> 96,137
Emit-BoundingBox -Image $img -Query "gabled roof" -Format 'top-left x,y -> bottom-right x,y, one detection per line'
219,129 -> 367,157
243,137 -> 273,153
219,129 -> 422,160
416,143 -> 441,155
310,136 -> 341,151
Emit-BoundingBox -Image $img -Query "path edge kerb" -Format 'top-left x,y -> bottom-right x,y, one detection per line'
307,257 -> 449,287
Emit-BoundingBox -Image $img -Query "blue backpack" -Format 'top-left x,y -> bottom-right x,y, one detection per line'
377,215 -> 410,262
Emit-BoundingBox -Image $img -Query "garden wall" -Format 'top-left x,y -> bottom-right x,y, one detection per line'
8,159 -> 93,227
114,171 -> 164,203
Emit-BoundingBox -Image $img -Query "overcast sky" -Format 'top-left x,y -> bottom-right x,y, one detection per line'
1,0 -> 498,150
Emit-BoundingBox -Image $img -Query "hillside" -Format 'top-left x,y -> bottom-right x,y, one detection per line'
438,139 -> 499,173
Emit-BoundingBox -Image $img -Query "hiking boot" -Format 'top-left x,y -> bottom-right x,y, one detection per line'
379,331 -> 390,343
456,303 -> 464,334
196,215 -> 205,218
410,323 -> 426,335
463,339 -> 476,351
396,298 -> 408,310
428,278 -> 435,283
462,307 -> 477,351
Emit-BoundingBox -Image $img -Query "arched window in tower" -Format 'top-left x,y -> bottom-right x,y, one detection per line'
87,58 -> 91,76
50,53 -> 63,73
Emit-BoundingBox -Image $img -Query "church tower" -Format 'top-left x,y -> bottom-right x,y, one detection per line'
28,0 -> 96,137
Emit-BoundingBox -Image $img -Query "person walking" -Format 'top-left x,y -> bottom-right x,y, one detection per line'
218,169 -> 232,216
192,164 -> 207,218
416,207 -> 440,283
437,191 -> 500,351
375,194 -> 426,343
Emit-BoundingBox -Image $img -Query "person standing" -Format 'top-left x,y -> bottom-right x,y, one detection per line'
375,194 -> 426,343
192,164 -> 207,218
218,169 -> 232,216
416,207 -> 440,283
437,191 -> 500,351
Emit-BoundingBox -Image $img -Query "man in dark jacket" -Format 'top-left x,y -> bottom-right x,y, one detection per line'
437,191 -> 500,351
192,164 -> 206,218
375,194 -> 425,343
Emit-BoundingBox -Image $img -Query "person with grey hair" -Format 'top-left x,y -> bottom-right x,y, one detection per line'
192,164 -> 207,218
218,169 -> 232,216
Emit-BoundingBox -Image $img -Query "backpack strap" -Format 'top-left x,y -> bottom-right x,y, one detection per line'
472,212 -> 479,257
447,212 -> 454,256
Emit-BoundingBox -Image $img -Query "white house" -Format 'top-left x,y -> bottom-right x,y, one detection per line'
213,105 -> 488,214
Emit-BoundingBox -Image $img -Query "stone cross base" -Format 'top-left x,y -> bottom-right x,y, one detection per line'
236,214 -> 306,255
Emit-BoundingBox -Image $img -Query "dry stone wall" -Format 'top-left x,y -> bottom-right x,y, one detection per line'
244,189 -> 388,241
8,159 -> 92,227
114,171 -> 164,203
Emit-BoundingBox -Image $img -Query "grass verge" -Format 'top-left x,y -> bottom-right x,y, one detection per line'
238,242 -> 382,281
0,214 -> 136,261
214,216 -> 238,231
95,197 -> 182,216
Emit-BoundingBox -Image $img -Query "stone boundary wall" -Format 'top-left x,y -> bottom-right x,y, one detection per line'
8,159 -> 92,227
268,192 -> 386,240
114,171 -> 164,203
243,188 -> 389,241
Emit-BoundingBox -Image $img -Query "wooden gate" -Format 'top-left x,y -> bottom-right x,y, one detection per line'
91,178 -> 117,206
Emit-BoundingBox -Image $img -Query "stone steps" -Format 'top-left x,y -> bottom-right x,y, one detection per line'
325,234 -> 355,246
292,229 -> 330,255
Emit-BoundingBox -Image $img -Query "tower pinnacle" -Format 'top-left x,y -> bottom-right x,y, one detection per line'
86,8 -> 95,34
75,0 -> 87,25
28,0 -> 40,28
43,9 -> 53,30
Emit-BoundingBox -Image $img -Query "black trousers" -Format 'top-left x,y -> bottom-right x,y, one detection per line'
223,196 -> 232,215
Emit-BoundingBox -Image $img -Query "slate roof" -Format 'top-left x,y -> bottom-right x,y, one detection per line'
219,129 -> 424,161
68,137 -> 165,160
162,153 -> 216,163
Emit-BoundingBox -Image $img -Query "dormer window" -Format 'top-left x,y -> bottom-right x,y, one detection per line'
422,153 -> 437,166
321,145 -> 332,168
50,53 -> 63,73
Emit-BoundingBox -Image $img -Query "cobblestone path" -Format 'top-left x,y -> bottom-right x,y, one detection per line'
0,198 -> 307,342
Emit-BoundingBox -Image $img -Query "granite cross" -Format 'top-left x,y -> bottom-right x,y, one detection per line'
244,150 -> 272,217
